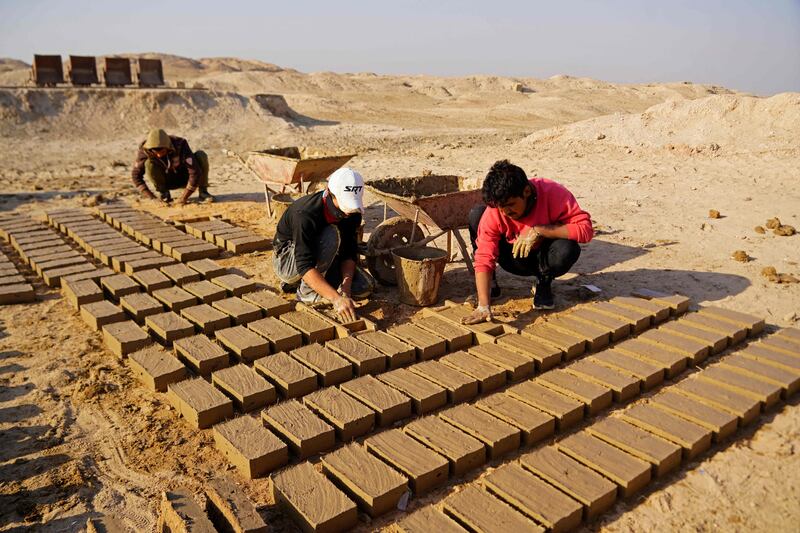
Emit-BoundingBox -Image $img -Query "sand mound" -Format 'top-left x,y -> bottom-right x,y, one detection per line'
519,93 -> 800,153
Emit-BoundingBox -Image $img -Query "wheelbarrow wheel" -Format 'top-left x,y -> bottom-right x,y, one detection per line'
366,216 -> 424,285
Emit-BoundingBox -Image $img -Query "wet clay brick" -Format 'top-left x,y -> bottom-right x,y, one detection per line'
659,321 -> 728,355
262,399 -> 335,458
591,301 -> 651,333
340,375 -> 412,427
0,283 -> 35,305
496,333 -> 562,371
537,370 -> 614,415
280,311 -> 336,344
226,235 -> 270,254
357,330 -> 416,368
475,394 -> 555,446
254,352 -> 318,399
404,416 -> 486,476
42,263 -> 96,287
213,297 -> 263,325
131,268 -> 172,292
120,292 -> 164,322
565,359 -> 641,402
290,344 -> 353,387
102,320 -> 152,357
365,429 -> 449,495
181,303 -> 232,334
168,377 -> 233,429
740,345 -> 800,373
326,336 -> 386,376
592,350 -> 665,391
587,417 -> 682,477
443,485 -> 543,533
681,313 -> 747,345
174,334 -> 230,376
145,311 -> 195,344
212,364 -> 276,412
183,279 -> 228,303
304,388 -> 375,441
62,266 -> 116,285
408,360 -> 479,403
696,365 -> 782,408
388,323 -> 446,360
439,404 -> 521,459
414,315 -> 473,351
124,256 -> 177,275
205,477 -> 270,532
546,315 -> 611,352
62,278 -> 103,308
153,286 -> 198,312
248,317 -> 303,353
216,325 -> 269,362
160,263 -> 202,285
80,300 -> 126,330
621,404 -> 712,459
186,258 -> 227,279
127,345 -> 187,392
522,323 -> 586,359
212,274 -> 257,296
719,354 -> 800,397
615,338 -> 690,377
158,489 -> 217,533
569,307 -> 631,341
440,350 -> 506,393
243,289 -> 295,317
612,296 -> 671,323
506,381 -> 584,430
213,415 -> 288,479
378,368 -> 447,414
468,343 -> 534,381
674,378 -> 760,425
700,306 -> 765,336
651,390 -> 738,441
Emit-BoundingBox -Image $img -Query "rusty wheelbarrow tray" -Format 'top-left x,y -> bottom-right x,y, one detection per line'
365,175 -> 483,285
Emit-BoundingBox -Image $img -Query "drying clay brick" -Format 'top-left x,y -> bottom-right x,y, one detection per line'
186,258 -> 227,278
253,352 -> 318,398
112,251 -> 162,273
174,334 -> 230,376
101,274 -> 141,299
475,394 -> 555,446
212,274 -> 257,296
506,381 -> 584,430
158,489 -> 217,533
569,307 -> 631,341
565,359 -> 641,402
304,387 -> 376,440
152,286 -> 198,312
226,235 -> 270,254
326,337 -> 386,376
537,370 -> 613,415
520,446 -> 617,519
657,322 -> 727,355
242,289 -> 295,317
681,313 -> 748,345
546,315 -> 611,352
414,315 -> 473,351
66,268 -> 115,288
408,360 -> 479,403
33,256 -> 88,277
340,375 -> 412,426
42,263 -> 95,287
621,404 -> 713,459
119,292 -> 164,323
280,311 -> 335,344
592,301 -> 651,333
365,429 -> 449,495
719,354 -> 800,397
522,323 -> 586,359
171,243 -> 221,263
213,364 -> 277,412
0,283 -> 35,305
496,333 -> 562,372
248,317 -> 303,353
587,417 -> 682,477
127,345 -> 187,392
321,443 -> 408,517
80,300 -> 126,330
262,399 -> 335,459
390,506 -> 466,533
443,485 -> 543,533
651,390 -> 739,441
760,337 -> 800,358
483,463 -> 583,532
216,326 -> 270,363
213,297 -> 263,325
388,323 -> 446,360
696,365 -> 782,408
592,350 -> 665,391
700,306 -> 765,336
435,305 -> 509,336
181,303 -> 232,334
0,274 -> 25,286
674,378 -> 760,425
271,462 -> 358,533
168,377 -> 234,429
612,296 -> 671,323
440,350 -> 506,393
204,477 -> 270,533
213,415 -> 288,479
125,256 -> 177,275
161,263 -> 203,285
615,338 -> 690,377
740,345 -> 800,373
377,368 -> 447,414
61,278 -> 104,308
183,279 -> 228,304
290,344 -> 353,387
145,311 -> 195,344
131,268 -> 172,292
356,330 -> 416,368
404,416 -> 486,476
440,404 -> 521,459
102,320 -> 152,357
468,343 -> 534,381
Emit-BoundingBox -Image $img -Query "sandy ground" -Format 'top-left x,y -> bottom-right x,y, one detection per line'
0,55 -> 798,531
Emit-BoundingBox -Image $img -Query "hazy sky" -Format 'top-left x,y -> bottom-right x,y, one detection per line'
1,0 -> 798,95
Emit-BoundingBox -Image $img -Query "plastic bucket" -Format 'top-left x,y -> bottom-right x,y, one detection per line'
392,246 -> 448,306
271,193 -> 302,220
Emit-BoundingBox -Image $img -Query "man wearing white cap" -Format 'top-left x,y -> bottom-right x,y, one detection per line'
273,167 -> 375,322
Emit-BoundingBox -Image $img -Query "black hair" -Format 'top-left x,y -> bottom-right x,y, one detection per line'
482,160 -> 531,206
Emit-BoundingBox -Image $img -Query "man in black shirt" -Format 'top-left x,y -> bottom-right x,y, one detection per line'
273,168 -> 375,321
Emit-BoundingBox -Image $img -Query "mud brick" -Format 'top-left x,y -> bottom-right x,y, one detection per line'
659,321 -> 728,354
271,462 -> 357,533
760,336 -> 800,358
101,274 -> 141,299
440,350 -> 506,393
213,416 -> 288,479
160,238 -> 199,255
0,267 -> 18,277
152,286 -> 197,311
645,328 -> 714,364
615,338 -> 689,377
146,311 -> 195,344
225,235 -> 269,254
181,303 -> 231,334
409,360 -> 479,403
168,377 -> 234,429
496,333 -> 562,371
650,390 -> 738,441
213,297 -> 263,325
740,345 -> 800,373
304,387 -> 375,440
212,364 -> 277,412
127,345 -> 187,392
280,311 -> 335,344
468,343 -> 534,381
404,416 -> 486,476
159,263 -> 201,286
565,359 -> 641,402
111,251 -> 162,272
241,289 -> 294,317
216,326 -> 270,362
340,375 -> 412,426
591,301 -> 651,333
34,255 -> 88,277
119,292 -> 164,323
326,336 -> 386,376
97,246 -> 143,266
0,274 -> 26,286
186,258 -> 227,279
183,279 -> 228,304
537,369 -> 613,415
719,354 -> 800,397
216,231 -> 255,247
0,283 -> 35,305
546,315 -> 611,352
22,245 -> 73,262
674,378 -> 760,425
414,315 -> 473,351
209,273 -> 255,296
131,268 -> 172,291
290,344 -> 353,387
62,278 -> 103,308
254,352 -> 318,398
247,317 -> 303,353
124,256 -> 177,275
79,298 -> 125,328
29,249 -> 80,265
388,323 -> 446,360
356,330 -> 416,368
262,399 -> 336,458
484,462 -> 583,532
42,263 -> 95,287
16,239 -> 64,254
588,417 -> 682,477
681,313 -> 747,345
506,381 -> 584,430
102,320 -> 151,357
696,365 -> 782,408
475,393 -> 555,445
440,404 -> 520,459
558,431 -> 651,497
366,431 -> 448,497
522,323 -> 586,359
622,404 -> 712,459
204,477 -> 270,532
172,243 -> 220,262
158,489 -> 217,533
378,368 -> 447,414
612,296 -> 671,323
174,334 -> 230,376
700,306 -> 765,336
443,485 -> 543,533
592,350 -> 665,390
569,307 -> 632,341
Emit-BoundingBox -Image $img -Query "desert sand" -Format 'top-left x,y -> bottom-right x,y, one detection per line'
0,53 -> 798,531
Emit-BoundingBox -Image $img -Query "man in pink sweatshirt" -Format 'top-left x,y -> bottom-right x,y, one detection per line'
463,160 -> 593,324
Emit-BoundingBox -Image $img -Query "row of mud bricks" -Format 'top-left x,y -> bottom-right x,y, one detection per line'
0,244 -> 35,304
182,217 -> 270,254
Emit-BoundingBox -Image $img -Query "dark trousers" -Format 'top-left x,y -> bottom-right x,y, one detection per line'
468,204 -> 581,280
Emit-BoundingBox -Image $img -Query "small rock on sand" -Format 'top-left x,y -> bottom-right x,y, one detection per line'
732,250 -> 750,262
709,209 -> 721,219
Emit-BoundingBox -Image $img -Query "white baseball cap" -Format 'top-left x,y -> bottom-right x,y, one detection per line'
327,167 -> 365,214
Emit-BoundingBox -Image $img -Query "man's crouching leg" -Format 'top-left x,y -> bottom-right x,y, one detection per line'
533,238 -> 581,310
296,226 -> 341,304
194,150 -> 214,203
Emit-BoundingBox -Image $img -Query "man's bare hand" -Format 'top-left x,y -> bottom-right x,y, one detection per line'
332,294 -> 357,323
511,227 -> 541,259
462,305 -> 492,325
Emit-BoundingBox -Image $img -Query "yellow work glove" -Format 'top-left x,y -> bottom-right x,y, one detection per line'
511,227 -> 541,259
462,305 -> 492,325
